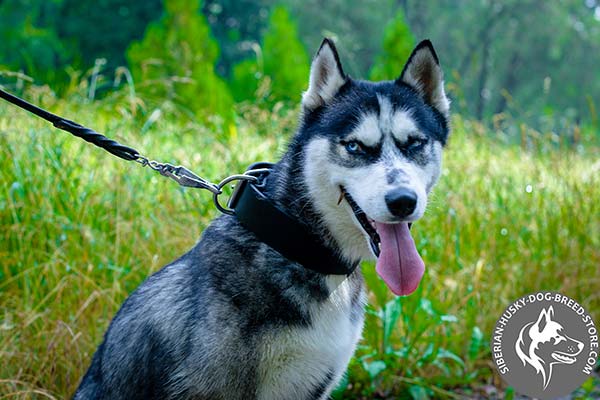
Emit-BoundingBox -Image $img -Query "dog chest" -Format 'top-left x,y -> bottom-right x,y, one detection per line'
256,276 -> 365,399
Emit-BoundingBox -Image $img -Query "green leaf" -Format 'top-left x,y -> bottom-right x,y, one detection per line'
358,351 -> 378,361
440,314 -> 458,323
362,360 -> 387,380
418,343 -> 438,365
468,326 -> 483,361
409,385 -> 431,400
418,298 -> 437,317
437,348 -> 466,369
383,296 -> 402,351
394,347 -> 410,360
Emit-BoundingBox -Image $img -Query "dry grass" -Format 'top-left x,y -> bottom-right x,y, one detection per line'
1,92 -> 598,399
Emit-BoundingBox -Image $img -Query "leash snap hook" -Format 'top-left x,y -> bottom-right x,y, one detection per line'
166,165 -> 221,194
136,155 -> 221,194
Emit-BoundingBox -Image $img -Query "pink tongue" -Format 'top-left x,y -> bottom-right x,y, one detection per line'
374,222 -> 425,296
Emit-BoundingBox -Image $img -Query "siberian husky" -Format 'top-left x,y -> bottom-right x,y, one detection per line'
74,38 -> 450,399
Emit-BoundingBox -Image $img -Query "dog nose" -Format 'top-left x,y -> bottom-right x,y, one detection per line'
385,188 -> 417,218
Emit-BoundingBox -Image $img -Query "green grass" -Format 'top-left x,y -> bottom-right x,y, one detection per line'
1,91 -> 599,399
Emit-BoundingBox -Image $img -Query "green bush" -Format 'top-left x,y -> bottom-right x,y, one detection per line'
263,6 -> 309,103
231,57 -> 263,103
230,6 -> 309,105
0,0 -> 74,88
369,10 -> 415,81
58,0 -> 163,74
126,0 -> 234,125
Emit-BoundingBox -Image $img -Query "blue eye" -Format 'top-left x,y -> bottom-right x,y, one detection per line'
345,141 -> 363,154
407,137 -> 428,150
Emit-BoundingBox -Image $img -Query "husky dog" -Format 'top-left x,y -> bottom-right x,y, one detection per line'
74,38 -> 450,399
515,306 -> 584,389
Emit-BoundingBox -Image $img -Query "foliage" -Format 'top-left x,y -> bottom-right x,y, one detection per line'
369,10 -> 415,81
202,0 -> 273,76
0,0 -> 163,92
1,2 -> 600,397
281,0 -> 397,77
2,0 -> 600,130
231,57 -> 264,102
230,6 -> 309,104
399,0 -> 600,124
0,0 -> 73,87
57,0 -> 163,74
126,0 -> 234,125
262,7 -> 309,102
1,82 -> 599,398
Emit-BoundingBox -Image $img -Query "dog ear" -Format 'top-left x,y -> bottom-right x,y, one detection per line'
302,38 -> 347,111
397,40 -> 450,117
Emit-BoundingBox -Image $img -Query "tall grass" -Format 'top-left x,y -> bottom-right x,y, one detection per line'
0,89 -> 598,399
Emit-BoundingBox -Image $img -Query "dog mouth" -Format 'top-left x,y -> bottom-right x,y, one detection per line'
339,187 -> 381,256
551,351 -> 578,364
339,187 -> 425,296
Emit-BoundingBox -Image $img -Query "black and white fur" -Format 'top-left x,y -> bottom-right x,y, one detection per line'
74,38 -> 450,400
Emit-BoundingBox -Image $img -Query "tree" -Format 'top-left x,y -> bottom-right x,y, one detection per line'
262,6 -> 309,102
281,0 -> 396,77
229,6 -> 309,104
369,9 -> 415,81
0,0 -> 73,88
57,0 -> 163,74
127,0 -> 234,124
399,0 -> 600,127
0,0 -> 164,93
230,54 -> 263,102
202,0 -> 273,76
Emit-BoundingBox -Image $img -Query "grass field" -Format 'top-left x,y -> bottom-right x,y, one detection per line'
1,90 -> 599,399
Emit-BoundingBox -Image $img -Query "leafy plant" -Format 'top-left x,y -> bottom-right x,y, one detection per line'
0,0 -> 74,89
369,9 -> 415,81
126,0 -> 234,126
346,266 -> 470,397
230,6 -> 309,105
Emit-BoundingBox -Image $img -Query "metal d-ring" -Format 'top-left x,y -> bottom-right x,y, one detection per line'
213,174 -> 259,215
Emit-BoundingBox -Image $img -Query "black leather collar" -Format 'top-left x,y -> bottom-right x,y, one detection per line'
228,162 -> 358,275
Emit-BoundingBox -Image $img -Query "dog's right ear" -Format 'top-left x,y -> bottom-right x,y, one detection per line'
302,38 -> 347,111
397,40 -> 450,117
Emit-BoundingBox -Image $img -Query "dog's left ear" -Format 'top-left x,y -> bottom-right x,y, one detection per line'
302,38 -> 347,111
397,40 -> 450,117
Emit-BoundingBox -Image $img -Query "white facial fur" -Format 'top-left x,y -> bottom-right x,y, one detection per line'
348,114 -> 381,147
302,96 -> 443,261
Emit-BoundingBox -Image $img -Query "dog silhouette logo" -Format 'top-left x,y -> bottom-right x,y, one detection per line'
515,306 -> 584,389
491,292 -> 598,399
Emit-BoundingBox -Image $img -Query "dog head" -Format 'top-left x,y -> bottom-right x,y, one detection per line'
297,38 -> 449,295
515,306 -> 584,389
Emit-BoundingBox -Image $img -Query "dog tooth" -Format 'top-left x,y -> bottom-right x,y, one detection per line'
337,190 -> 345,205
